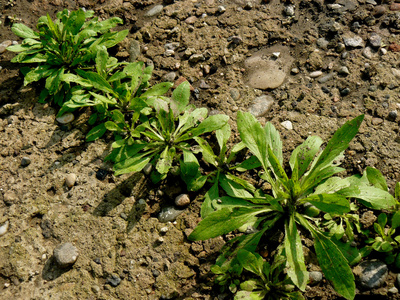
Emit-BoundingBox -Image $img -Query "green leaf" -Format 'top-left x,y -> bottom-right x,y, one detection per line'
289,136 -> 323,180
237,249 -> 264,277
77,70 -> 114,94
235,291 -> 264,300
95,46 -> 109,76
111,110 -> 125,124
392,211 -> 400,229
141,82 -> 173,98
171,81 -> 190,115
45,67 -> 64,95
219,174 -> 254,199
183,114 -> 229,140
307,115 -> 364,180
298,214 -> 355,300
284,214 -> 308,291
234,156 -> 262,172
180,150 -> 207,191
366,167 -> 388,191
104,121 -> 121,132
194,137 -> 217,166
156,146 -> 174,174
340,185 -> 396,210
188,207 -> 268,241
201,181 -> 219,218
11,23 -> 39,39
299,194 -> 350,214
264,122 -> 283,164
216,123 -> 231,154
267,146 -> 289,186
86,123 -> 107,141
114,155 -> 152,176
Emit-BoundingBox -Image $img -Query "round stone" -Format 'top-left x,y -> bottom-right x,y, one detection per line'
53,242 -> 79,268
21,157 -> 31,167
56,113 -> 75,124
144,5 -> 163,17
248,95 -> 274,117
65,173 -> 77,188
175,194 -> 190,206
281,120 -> 293,130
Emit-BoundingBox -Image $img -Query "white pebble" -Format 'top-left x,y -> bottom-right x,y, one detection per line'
281,120 -> 293,130
65,173 -> 77,188
309,71 -> 323,78
56,112 -> 74,124
0,220 -> 9,236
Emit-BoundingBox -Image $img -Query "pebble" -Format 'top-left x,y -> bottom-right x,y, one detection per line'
143,163 -> 152,175
388,111 -> 397,122
369,33 -> 382,48
65,173 -> 77,188
389,287 -> 399,294
343,35 -> 364,48
189,54 -> 205,63
372,117 -> 383,125
340,87 -> 351,96
390,3 -> 400,11
372,5 -> 386,17
106,274 -> 121,287
309,71 -> 323,78
160,226 -> 168,233
338,66 -> 350,75
4,282 -> 10,288
175,194 -> 190,206
163,72 -> 177,82
284,5 -> 295,16
0,40 -> 12,54
53,242 -> 79,268
185,16 -> 197,24
144,5 -> 163,17
355,260 -> 388,289
3,191 -> 17,206
291,67 -> 300,74
21,157 -> 31,167
91,285 -> 101,294
309,271 -> 323,284
318,73 -> 335,84
0,220 -> 9,236
217,6 -> 226,13
362,47 -> 373,59
229,88 -> 240,100
389,43 -> 400,52
128,40 -> 140,62
199,80 -> 210,89
381,48 -> 387,55
164,42 -> 180,51
281,120 -> 293,130
248,95 -> 274,117
316,38 -> 329,50
158,206 -> 184,223
96,169 -> 108,180
56,112 -> 75,124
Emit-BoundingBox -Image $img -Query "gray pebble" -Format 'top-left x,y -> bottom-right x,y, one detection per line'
144,5 -> 163,17
338,66 -> 350,75
318,73 -> 335,84
128,40 -> 141,62
309,271 -> 323,284
389,286 -> 398,294
91,285 -> 101,294
143,163 -> 152,175
163,72 -> 177,82
316,38 -> 329,50
65,173 -> 77,188
362,47 -> 373,59
106,274 -> 121,287
340,87 -> 351,96
309,71 -> 323,78
164,42 -> 180,51
158,206 -> 184,223
248,95 -> 274,117
189,53 -> 205,63
175,194 -> 190,206
355,260 -> 388,289
388,111 -> 397,122
369,33 -> 382,48
53,242 -> 79,268
217,6 -> 226,13
21,157 -> 31,167
230,88 -> 240,100
343,35 -> 364,48
199,80 -> 210,89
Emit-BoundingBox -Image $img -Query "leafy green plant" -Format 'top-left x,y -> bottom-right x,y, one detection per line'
189,113 -> 396,299
7,9 -> 128,105
103,80 -> 229,183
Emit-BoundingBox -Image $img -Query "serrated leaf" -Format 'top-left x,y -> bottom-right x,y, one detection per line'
285,214 -> 308,291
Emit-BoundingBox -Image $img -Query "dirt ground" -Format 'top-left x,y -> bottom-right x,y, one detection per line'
2,0 -> 400,299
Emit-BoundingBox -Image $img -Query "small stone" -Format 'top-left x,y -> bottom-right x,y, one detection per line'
91,285 -> 101,294
217,6 -> 226,13
248,95 -> 274,117
343,35 -> 364,48
185,16 -> 197,24
244,2 -> 253,10
160,226 -> 168,233
175,194 -> 190,206
56,112 -> 75,124
362,47 -> 373,59
21,157 -> 31,167
389,287 -> 398,294
164,42 -> 180,51
281,120 -> 293,130
390,3 -> 400,11
338,66 -> 350,75
336,43 -> 346,53
120,212 -> 128,220
369,33 -> 382,48
128,40 -> 141,62
309,71 -> 323,78
0,40 -> 12,54
316,38 -> 329,50
309,271 -> 323,284
291,67 -> 300,74
372,117 -> 383,125
4,282 -> 10,288
0,221 -> 9,236
144,5 -> 163,17
284,5 -> 295,16
340,87 -> 351,96
53,242 -> 79,268
106,274 -> 121,287
3,191 -> 17,206
229,88 -> 240,100
381,48 -> 387,55
318,73 -> 335,84
164,49 -> 175,56
152,269 -> 161,277
355,260 -> 388,289
65,173 -> 77,188
143,163 -> 152,175
388,111 -> 397,122
188,54 -> 205,63
158,206 -> 184,223
163,72 -> 177,82
372,6 -> 386,17
389,43 -> 400,52
199,80 -> 210,89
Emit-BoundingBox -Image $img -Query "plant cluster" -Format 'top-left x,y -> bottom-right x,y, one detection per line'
8,10 -> 400,300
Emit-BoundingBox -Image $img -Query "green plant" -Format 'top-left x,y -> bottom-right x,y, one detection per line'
7,9 -> 128,105
189,113 -> 396,299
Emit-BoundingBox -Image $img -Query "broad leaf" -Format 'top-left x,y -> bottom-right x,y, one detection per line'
201,181 -> 219,218
284,215 -> 308,291
237,249 -> 264,277
366,167 -> 388,191
86,123 -> 107,141
12,23 -> 39,39
182,114 -> 229,139
299,194 -> 350,215
171,81 -> 190,115
264,122 -> 283,164
141,82 -> 173,97
180,150 -> 207,191
219,174 -> 253,198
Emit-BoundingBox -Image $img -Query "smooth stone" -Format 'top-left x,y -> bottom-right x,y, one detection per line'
229,88 -> 240,100
188,54 -> 205,63
163,72 -> 177,82
363,47 -> 373,59
158,206 -> 184,223
316,38 -> 329,50
309,271 -> 323,284
143,163 -> 152,175
248,95 -> 274,117
53,242 -> 79,268
0,40 -> 12,54
291,67 -> 300,74
389,287 -> 399,294
244,46 -> 293,90
199,80 -> 210,89
284,5 -> 295,16
128,40 -> 140,62
217,6 -> 226,13
340,87 -> 351,96
144,5 -> 163,17
318,73 -> 335,83
56,112 -> 75,124
338,66 -> 350,75
175,194 -> 190,206
106,274 -> 121,287
0,221 -> 9,236
21,157 -> 31,167
281,120 -> 293,130
309,71 -> 323,78
343,35 -> 364,48
388,111 -> 397,122
369,33 -> 382,48
185,16 -> 197,24
65,173 -> 77,188
372,117 -> 383,125
354,260 -> 388,289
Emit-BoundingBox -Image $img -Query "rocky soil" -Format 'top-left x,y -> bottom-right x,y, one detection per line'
2,0 -> 400,299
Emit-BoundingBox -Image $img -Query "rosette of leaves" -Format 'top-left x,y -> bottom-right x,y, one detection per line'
180,122 -> 261,217
7,9 -> 128,105
189,113 -> 396,300
104,81 -> 229,183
